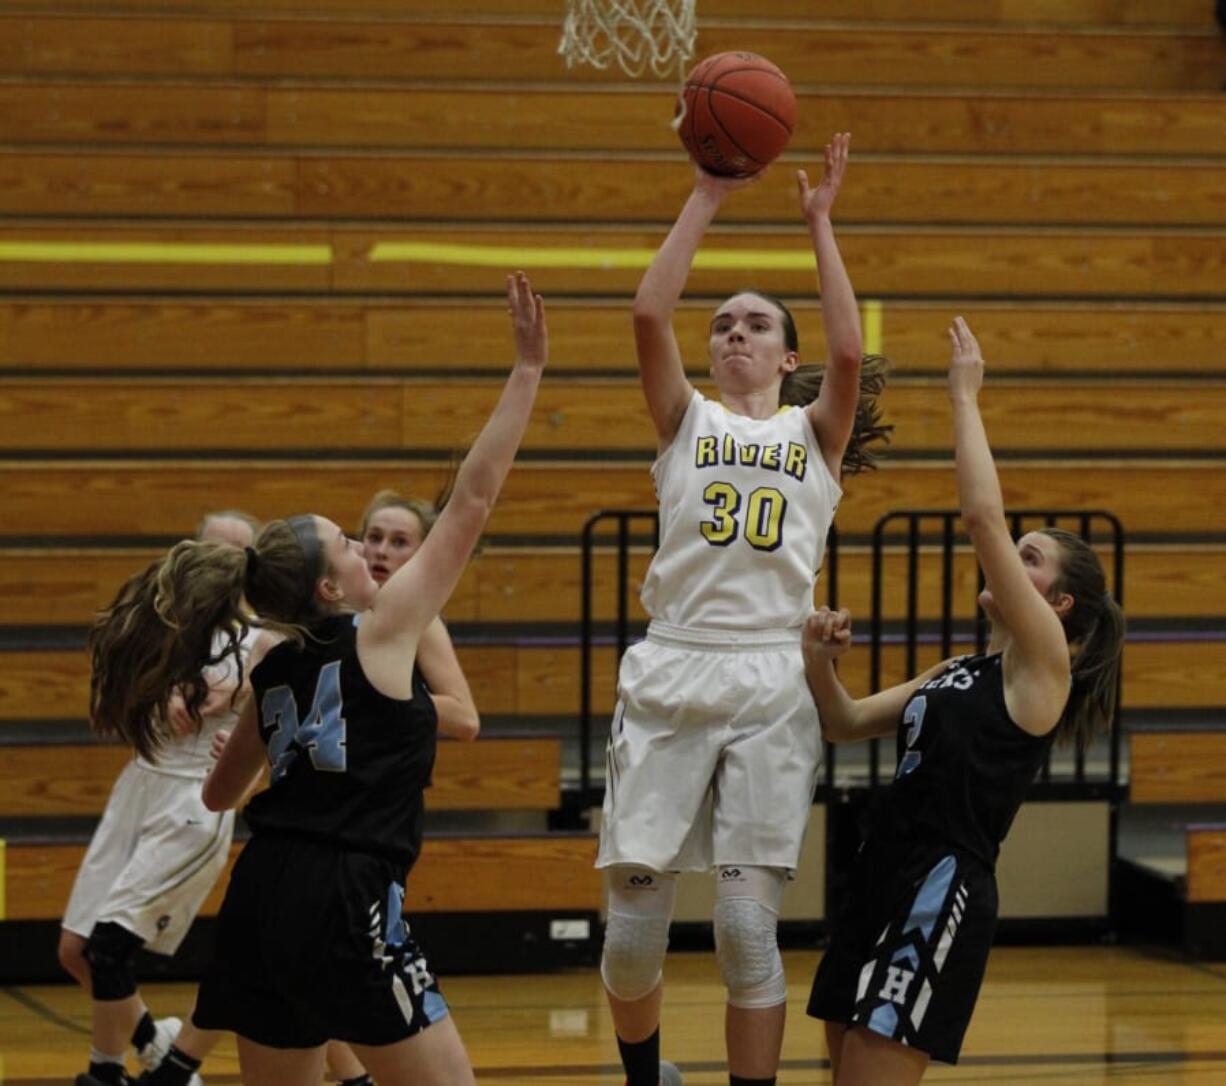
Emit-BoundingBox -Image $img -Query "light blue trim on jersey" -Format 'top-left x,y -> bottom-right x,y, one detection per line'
385,881 -> 407,947
905,855 -> 957,942
867,1001 -> 899,1037
423,989 -> 450,1023
891,944 -> 920,971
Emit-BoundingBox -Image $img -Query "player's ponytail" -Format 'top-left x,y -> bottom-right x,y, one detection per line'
781,354 -> 891,475
1040,528 -> 1126,753
88,541 -> 250,762
740,290 -> 892,474
89,515 -> 328,761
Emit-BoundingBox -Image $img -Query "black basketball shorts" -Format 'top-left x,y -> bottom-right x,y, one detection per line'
194,834 -> 449,1049
808,846 -> 998,1064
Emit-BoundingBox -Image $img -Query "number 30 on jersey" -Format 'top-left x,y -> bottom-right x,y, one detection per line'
700,482 -> 787,551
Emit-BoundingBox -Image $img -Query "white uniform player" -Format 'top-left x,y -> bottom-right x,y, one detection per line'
63,626 -> 258,956
598,391 -> 840,874
597,138 -> 887,1086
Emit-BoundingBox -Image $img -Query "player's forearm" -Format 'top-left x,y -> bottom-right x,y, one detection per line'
805,656 -> 860,742
633,188 -> 722,321
951,394 -> 1005,532
811,215 -> 862,367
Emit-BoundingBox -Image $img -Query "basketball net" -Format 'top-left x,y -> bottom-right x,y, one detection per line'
558,0 -> 696,80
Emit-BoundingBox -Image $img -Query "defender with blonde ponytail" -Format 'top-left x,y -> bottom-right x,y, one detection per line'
802,319 -> 1125,1084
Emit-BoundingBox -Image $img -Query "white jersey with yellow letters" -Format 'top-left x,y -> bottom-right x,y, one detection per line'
640,390 -> 841,630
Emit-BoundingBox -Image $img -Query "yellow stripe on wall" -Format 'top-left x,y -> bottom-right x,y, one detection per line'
368,240 -> 821,271
0,242 -> 333,265
862,298 -> 883,356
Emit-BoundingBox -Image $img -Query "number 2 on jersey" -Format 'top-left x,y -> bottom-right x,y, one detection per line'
700,482 -> 786,552
896,694 -> 927,779
263,660 -> 348,783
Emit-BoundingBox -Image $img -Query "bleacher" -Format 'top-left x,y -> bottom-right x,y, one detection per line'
1,0 -> 1225,974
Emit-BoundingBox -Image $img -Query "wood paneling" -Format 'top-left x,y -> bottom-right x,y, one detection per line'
4,82 -> 1226,156
8,151 -> 1226,227
5,16 -> 1223,90
3,0 -> 1211,26
1,541 -> 1220,629
5,299 -> 1226,375
2,832 -> 601,920
1130,732 -> 1226,804
1186,827 -> 1226,903
0,737 -> 560,817
5,221 -> 1226,298
0,377 -> 1219,453
0,460 -> 1219,538
1,636 -> 1220,723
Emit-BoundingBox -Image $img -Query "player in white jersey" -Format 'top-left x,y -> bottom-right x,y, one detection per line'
597,136 -> 889,1086
61,511 -> 260,1086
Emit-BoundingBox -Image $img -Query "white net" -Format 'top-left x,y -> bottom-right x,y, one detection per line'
558,0 -> 697,80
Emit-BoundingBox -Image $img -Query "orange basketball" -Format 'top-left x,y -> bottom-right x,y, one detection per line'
676,52 -> 797,177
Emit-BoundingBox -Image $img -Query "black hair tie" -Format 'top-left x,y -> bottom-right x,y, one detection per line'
244,545 -> 259,576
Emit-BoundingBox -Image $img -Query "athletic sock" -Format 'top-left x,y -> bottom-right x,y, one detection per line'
138,1045 -> 201,1086
85,1052 -> 131,1086
729,1076 -> 777,1086
618,1028 -> 661,1086
130,1011 -> 156,1052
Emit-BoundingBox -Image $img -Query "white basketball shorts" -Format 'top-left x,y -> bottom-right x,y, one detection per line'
597,620 -> 822,873
62,759 -> 235,955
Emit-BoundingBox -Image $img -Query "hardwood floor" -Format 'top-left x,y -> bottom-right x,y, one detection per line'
3,947 -> 1226,1084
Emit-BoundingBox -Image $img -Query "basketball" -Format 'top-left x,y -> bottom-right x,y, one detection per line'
676,52 -> 797,177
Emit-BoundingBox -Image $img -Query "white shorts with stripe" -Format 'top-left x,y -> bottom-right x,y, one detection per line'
62,759 -> 234,955
597,620 -> 822,873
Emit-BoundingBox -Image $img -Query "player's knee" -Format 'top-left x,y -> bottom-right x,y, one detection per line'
714,867 -> 787,1009
57,930 -> 89,984
600,867 -> 675,1002
84,921 -> 143,1001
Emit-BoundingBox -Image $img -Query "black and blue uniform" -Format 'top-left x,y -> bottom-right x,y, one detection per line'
195,614 -> 447,1048
808,651 -> 1058,1064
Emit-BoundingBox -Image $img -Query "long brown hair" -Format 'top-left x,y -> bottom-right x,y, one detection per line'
1040,527 -> 1126,752
739,290 -> 892,474
88,516 -> 326,762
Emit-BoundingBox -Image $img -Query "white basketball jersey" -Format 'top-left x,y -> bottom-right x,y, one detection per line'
640,391 -> 842,630
137,624 -> 260,778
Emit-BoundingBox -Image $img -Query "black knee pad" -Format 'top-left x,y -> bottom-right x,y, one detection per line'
85,921 -> 143,1001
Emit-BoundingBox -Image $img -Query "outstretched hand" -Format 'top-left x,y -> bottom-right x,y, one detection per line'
507,270 -> 548,371
798,132 -> 850,223
947,316 -> 984,402
803,606 -> 853,665
692,162 -> 765,201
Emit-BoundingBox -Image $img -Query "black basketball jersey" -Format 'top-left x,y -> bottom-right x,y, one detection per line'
866,652 -> 1058,871
243,614 -> 438,868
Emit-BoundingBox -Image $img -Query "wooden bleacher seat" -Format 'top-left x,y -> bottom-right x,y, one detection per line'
7,219 -> 1226,299
5,81 -> 1226,157
11,0 -> 1214,27
4,14 -> 1224,91
9,150 -> 1226,228
0,377 -> 1220,454
6,298 -> 1226,375
1,637 -> 1222,723
1130,729 -> 1226,805
1,833 -> 602,922
0,736 -> 563,818
2,543 -> 1226,629
0,459 -> 1219,539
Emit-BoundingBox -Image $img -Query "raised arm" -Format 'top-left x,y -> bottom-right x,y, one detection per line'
803,606 -> 949,743
361,272 -> 546,671
948,318 -> 1070,734
799,134 -> 864,481
417,616 -> 480,741
633,167 -> 755,448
